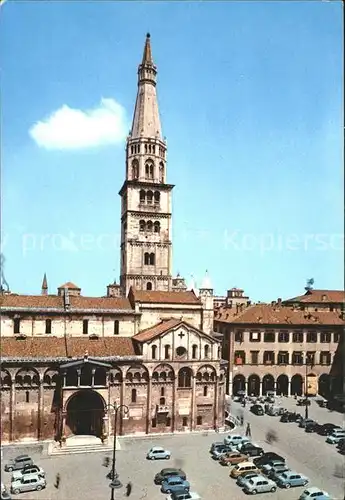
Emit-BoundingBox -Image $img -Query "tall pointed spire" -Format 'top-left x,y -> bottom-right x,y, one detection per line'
142,33 -> 153,65
41,273 -> 48,295
130,33 -> 162,139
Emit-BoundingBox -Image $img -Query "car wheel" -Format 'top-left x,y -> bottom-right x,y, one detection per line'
8,467 -> 13,472
36,485 -> 42,491
303,481 -> 308,486
184,488 -> 189,492
252,489 -> 257,495
151,456 -> 155,460
166,490 -> 171,494
13,489 -> 20,495
271,487 -> 276,492
165,455 -> 170,460
285,483 -> 291,489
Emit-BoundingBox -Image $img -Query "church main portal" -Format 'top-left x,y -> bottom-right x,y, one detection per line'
66,390 -> 105,437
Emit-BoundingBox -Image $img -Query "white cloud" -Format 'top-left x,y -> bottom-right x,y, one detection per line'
29,98 -> 128,150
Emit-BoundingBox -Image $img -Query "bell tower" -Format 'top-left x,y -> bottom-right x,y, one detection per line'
119,34 -> 174,296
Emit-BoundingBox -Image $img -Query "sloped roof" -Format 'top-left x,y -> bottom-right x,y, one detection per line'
133,318 -> 218,343
285,289 -> 345,304
130,288 -> 201,305
214,304 -> 344,326
58,282 -> 81,289
0,337 -> 136,359
0,294 -> 132,311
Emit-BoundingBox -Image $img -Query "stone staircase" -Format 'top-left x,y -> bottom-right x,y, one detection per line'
48,435 -> 120,456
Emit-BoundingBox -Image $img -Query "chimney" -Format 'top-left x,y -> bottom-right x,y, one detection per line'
64,287 -> 70,310
41,273 -> 48,295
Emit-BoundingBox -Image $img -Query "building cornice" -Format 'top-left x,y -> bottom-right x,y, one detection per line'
119,180 -> 174,196
1,355 -> 143,364
1,307 -> 138,315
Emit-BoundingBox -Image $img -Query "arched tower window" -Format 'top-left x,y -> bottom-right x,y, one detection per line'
204,345 -> 210,359
139,220 -> 145,232
159,162 -> 164,183
140,190 -> 146,203
192,344 -> 198,359
151,345 -> 157,359
147,191 -> 153,204
131,388 -> 137,403
146,282 -> 153,290
149,253 -> 155,265
146,221 -> 153,232
154,221 -> 160,233
144,252 -> 150,265
178,367 -> 192,388
132,160 -> 139,179
154,191 -> 160,204
149,164 -> 154,179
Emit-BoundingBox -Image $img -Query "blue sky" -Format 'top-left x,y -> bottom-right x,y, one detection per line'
1,1 -> 343,302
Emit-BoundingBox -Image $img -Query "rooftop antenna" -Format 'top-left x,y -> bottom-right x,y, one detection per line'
305,278 -> 314,292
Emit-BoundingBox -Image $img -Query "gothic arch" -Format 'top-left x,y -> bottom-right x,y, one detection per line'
15,367 -> 40,387
178,367 -> 192,388
152,363 -> 175,382
1,369 -> 12,387
43,369 -> 59,387
125,365 -> 149,384
196,364 -> 216,382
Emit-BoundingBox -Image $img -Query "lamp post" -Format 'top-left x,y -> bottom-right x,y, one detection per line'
304,353 -> 313,420
106,403 -> 129,499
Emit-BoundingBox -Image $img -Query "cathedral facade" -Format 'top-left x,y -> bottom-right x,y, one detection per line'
0,34 -> 226,444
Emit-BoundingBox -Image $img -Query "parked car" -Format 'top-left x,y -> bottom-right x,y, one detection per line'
299,487 -> 331,499
326,430 -> 345,444
154,469 -> 187,485
251,404 -> 265,416
261,460 -> 286,475
210,441 -> 224,453
242,475 -> 277,494
147,447 -> 171,460
276,471 -> 309,489
238,443 -> 264,457
211,444 -> 234,460
11,474 -> 46,495
318,424 -> 342,436
12,465 -> 45,482
280,412 -> 298,423
236,471 -> 261,487
165,492 -> 201,500
1,483 -> 11,500
219,452 -> 247,467
266,405 -> 283,416
230,461 -> 260,479
316,399 -> 328,408
305,422 -> 321,434
161,476 -> 190,494
268,465 -> 290,481
298,418 -> 315,429
254,453 -> 285,468
224,435 -> 250,448
297,398 -> 311,406
4,456 -> 33,473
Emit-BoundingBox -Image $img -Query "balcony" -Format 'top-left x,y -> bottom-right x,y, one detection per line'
156,404 -> 169,414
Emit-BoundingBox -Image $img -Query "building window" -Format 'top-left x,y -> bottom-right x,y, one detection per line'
306,331 -> 317,343
152,418 -> 156,428
250,351 -> 259,365
278,331 -> 289,343
234,330 -> 243,343
151,345 -> 157,359
164,345 -> 170,359
320,332 -> 331,343
140,190 -> 146,203
250,331 -> 261,342
292,331 -> 303,343
146,190 -> 153,204
149,253 -> 155,265
25,391 -> 30,403
192,344 -> 198,359
13,318 -> 20,334
182,417 -> 188,427
131,388 -> 137,403
203,386 -> 208,397
146,282 -> 153,291
263,351 -> 275,365
204,345 -> 210,359
139,220 -> 145,232
114,320 -> 119,335
306,351 -> 315,366
144,252 -> 149,265
159,397 -> 165,405
161,387 -> 165,397
83,320 -> 88,335
320,352 -> 331,365
178,367 -> 192,388
234,351 -> 245,365
197,416 -> 202,425
264,331 -> 275,342
146,220 -> 153,232
334,332 -> 340,343
292,351 -> 303,365
154,221 -> 160,233
45,319 -> 52,334
277,351 -> 289,365
154,191 -> 160,204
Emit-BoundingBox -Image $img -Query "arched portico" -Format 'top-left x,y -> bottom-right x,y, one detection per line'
276,374 -> 289,396
65,390 -> 105,437
262,374 -> 274,395
233,375 -> 246,395
247,374 -> 260,396
291,374 -> 303,396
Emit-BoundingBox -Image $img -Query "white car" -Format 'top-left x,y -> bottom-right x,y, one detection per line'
224,434 -> 250,448
146,446 -> 171,460
165,492 -> 201,500
326,430 -> 345,444
11,465 -> 45,482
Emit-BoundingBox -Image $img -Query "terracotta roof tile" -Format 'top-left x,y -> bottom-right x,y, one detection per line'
133,318 -> 182,342
215,304 -> 344,326
0,337 -> 136,359
285,289 -> 345,304
0,294 -> 132,311
58,282 -> 80,289
131,288 -> 201,305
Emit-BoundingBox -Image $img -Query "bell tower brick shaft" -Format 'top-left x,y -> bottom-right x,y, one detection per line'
119,34 -> 174,296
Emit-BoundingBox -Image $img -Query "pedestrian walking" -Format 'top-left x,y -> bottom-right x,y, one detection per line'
245,423 -> 251,438
103,456 -> 110,467
125,481 -> 132,497
240,413 -> 244,426
54,473 -> 61,489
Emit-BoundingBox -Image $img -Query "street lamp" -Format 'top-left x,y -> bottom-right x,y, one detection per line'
106,402 -> 129,499
304,353 -> 313,420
